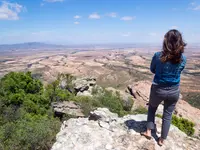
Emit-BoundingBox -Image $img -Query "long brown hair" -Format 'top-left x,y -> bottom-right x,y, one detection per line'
160,29 -> 186,64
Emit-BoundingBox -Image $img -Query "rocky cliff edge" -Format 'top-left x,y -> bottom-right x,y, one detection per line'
52,108 -> 200,150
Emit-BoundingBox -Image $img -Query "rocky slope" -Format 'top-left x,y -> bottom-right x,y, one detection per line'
53,77 -> 200,137
52,108 -> 200,150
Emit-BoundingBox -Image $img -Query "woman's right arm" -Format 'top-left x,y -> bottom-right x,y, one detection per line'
180,55 -> 187,72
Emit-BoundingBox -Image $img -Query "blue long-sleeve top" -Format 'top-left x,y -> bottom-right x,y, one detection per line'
150,52 -> 186,86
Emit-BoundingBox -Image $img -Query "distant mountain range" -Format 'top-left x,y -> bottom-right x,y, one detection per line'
0,42 -> 65,51
0,42 -> 199,52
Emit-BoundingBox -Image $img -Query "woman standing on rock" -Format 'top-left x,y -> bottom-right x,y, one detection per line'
141,29 -> 187,146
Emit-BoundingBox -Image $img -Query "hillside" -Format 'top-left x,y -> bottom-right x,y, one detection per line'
0,72 -> 200,150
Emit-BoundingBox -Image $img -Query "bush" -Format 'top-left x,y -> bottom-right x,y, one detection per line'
0,72 -> 61,150
97,90 -> 123,114
0,115 -> 61,150
171,115 -> 195,136
132,106 -> 148,114
122,96 -> 134,111
156,114 -> 195,136
73,89 -> 129,117
45,75 -> 75,102
184,92 -> 200,109
72,96 -> 102,116
0,72 -> 44,106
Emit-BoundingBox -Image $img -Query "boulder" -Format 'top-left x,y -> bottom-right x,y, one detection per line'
52,108 -> 200,150
52,101 -> 85,118
73,77 -> 97,96
77,90 -> 93,97
60,80 -> 67,89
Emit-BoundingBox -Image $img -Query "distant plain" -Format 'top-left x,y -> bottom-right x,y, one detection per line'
0,43 -> 200,108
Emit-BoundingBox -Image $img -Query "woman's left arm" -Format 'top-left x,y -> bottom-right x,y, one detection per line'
150,53 -> 157,74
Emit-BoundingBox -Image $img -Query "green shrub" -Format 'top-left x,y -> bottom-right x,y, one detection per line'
156,114 -> 162,118
0,115 -> 61,150
171,115 -> 195,136
122,97 -> 134,111
184,92 -> 200,109
97,90 -> 124,115
132,106 -> 148,114
0,72 -> 44,106
72,96 -> 102,116
72,89 -> 129,117
156,114 -> 195,136
45,75 -> 75,103
0,72 -> 61,150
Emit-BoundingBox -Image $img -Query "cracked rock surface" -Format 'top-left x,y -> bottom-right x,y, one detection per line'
52,108 -> 200,150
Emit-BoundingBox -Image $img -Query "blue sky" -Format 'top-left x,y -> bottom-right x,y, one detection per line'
0,0 -> 200,44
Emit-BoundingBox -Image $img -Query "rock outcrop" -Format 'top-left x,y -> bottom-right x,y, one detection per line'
52,108 -> 200,150
52,101 -> 84,118
73,77 -> 97,96
126,80 -> 152,107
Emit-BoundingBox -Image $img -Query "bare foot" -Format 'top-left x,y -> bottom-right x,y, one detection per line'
141,129 -> 152,140
158,137 -> 164,146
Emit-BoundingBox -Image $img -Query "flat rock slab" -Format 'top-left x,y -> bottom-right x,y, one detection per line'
52,101 -> 84,117
52,108 -> 200,150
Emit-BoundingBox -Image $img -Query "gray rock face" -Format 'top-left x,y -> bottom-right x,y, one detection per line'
52,108 -> 200,150
73,77 -> 97,96
60,80 -> 68,89
52,101 -> 84,117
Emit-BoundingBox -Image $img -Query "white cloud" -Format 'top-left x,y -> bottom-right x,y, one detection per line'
193,5 -> 200,10
43,0 -> 64,2
122,32 -> 131,37
74,15 -> 81,19
189,2 -> 200,11
89,13 -> 101,19
107,12 -> 117,18
74,21 -> 80,25
0,1 -> 24,20
121,16 -> 136,21
170,26 -> 178,29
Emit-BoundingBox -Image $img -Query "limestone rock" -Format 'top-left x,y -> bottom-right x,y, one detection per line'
77,90 -> 93,97
52,108 -> 200,150
52,101 -> 84,117
73,77 -> 97,96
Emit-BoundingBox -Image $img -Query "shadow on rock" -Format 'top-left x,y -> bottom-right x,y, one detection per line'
125,120 -> 147,133
125,120 -> 159,141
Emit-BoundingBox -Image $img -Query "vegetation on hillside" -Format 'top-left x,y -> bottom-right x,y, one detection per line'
0,72 -> 133,149
0,71 -> 196,150
0,72 -> 60,150
184,92 -> 200,109
132,106 -> 148,115
72,90 -> 130,117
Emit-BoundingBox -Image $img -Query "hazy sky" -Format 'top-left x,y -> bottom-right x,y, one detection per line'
0,0 -> 200,44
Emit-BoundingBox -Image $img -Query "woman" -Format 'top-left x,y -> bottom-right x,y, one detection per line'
141,29 -> 187,146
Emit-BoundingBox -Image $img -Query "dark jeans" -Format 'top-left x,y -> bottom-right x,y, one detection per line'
147,84 -> 180,139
